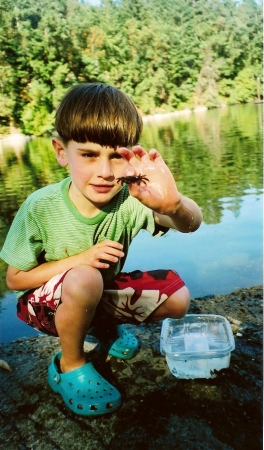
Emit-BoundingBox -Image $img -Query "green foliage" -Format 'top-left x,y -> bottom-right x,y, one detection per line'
0,0 -> 262,136
20,80 -> 54,136
228,66 -> 262,103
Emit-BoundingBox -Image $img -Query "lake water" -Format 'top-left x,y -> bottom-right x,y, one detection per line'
0,103 -> 262,342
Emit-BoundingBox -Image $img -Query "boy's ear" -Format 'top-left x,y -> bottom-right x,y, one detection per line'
52,138 -> 68,167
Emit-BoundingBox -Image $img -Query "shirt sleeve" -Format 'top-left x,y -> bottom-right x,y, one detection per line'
0,199 -> 44,271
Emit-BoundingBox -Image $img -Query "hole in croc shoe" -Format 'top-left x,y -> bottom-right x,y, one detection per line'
90,404 -> 99,411
106,402 -> 114,409
69,399 -> 73,405
77,404 -> 83,410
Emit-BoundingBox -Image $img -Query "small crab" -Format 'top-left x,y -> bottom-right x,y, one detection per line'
116,174 -> 149,186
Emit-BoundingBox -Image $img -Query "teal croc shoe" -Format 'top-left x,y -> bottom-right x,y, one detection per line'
103,325 -> 139,360
47,352 -> 121,416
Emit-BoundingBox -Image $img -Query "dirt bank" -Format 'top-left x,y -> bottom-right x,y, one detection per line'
0,286 -> 262,450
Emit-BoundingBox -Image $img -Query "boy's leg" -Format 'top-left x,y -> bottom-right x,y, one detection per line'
144,286 -> 190,322
18,268 -> 188,344
17,265 -> 122,416
55,265 -> 103,373
100,269 -> 189,324
90,304 -> 139,359
91,270 -> 189,358
50,265 -> 121,415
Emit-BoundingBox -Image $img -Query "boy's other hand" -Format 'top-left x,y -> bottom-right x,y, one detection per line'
81,240 -> 124,269
117,145 -> 181,215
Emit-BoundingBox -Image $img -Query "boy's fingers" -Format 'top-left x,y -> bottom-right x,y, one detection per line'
148,148 -> 161,160
132,146 -> 162,164
118,145 -> 148,161
131,145 -> 148,158
100,240 -> 123,249
117,147 -> 135,161
92,261 -> 110,269
118,146 -> 162,164
99,253 -> 119,262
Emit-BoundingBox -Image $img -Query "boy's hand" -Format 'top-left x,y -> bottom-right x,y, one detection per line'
81,240 -> 124,269
117,145 -> 181,215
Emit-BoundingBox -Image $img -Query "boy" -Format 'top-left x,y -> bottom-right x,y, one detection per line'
0,83 -> 202,416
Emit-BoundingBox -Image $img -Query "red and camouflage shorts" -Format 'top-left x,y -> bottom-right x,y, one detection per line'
17,269 -> 185,337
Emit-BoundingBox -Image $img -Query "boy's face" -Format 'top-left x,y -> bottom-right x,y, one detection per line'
52,139 -> 129,216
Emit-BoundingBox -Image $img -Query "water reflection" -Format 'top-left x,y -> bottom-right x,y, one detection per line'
0,104 -> 262,226
0,104 -> 262,340
141,103 -> 262,225
124,189 -> 262,296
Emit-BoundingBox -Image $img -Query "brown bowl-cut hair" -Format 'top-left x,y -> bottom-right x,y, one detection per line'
55,83 -> 143,147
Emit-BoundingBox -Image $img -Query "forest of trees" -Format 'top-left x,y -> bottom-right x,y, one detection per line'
0,0 -> 262,137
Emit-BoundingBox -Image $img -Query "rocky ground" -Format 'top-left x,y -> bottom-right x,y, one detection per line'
0,286 -> 262,450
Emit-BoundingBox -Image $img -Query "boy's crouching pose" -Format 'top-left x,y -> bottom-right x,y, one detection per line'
0,83 -> 202,416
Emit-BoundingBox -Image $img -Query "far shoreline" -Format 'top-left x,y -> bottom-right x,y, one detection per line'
1,101 -> 262,143
1,107 -> 207,143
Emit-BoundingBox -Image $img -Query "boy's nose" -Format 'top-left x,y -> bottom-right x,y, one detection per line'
99,161 -> 113,178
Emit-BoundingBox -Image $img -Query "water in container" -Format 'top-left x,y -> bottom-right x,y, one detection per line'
160,315 -> 235,379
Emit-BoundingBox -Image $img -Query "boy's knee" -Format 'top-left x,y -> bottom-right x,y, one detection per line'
62,265 -> 103,305
149,286 -> 190,322
168,286 -> 191,319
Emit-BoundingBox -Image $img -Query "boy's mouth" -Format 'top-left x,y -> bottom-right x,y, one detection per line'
91,184 -> 114,193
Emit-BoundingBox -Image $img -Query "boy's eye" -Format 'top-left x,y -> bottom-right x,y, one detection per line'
111,153 -> 123,159
82,152 -> 96,158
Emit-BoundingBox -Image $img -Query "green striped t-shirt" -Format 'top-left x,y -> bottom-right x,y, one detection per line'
0,177 -> 158,296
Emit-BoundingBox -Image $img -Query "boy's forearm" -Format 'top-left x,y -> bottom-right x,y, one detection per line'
6,253 -> 82,291
6,240 -> 124,291
154,195 -> 203,233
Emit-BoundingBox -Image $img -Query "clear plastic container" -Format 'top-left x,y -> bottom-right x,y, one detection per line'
160,315 -> 235,379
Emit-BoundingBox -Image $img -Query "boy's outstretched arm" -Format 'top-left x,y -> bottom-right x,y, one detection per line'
117,145 -> 202,233
154,194 -> 202,233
